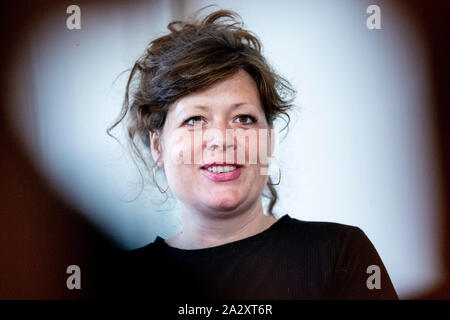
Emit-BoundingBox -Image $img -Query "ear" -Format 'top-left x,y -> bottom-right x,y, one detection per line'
149,130 -> 163,166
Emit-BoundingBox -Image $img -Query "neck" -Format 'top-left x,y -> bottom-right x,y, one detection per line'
167,200 -> 277,250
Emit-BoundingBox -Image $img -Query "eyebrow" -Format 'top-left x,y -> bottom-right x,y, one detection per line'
177,102 -> 250,116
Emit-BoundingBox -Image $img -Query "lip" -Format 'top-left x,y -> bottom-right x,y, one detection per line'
200,163 -> 242,182
201,162 -> 243,169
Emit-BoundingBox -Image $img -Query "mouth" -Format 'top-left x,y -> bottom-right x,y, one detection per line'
200,163 -> 243,182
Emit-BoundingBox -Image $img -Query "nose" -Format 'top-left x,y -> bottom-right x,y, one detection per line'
204,122 -> 235,152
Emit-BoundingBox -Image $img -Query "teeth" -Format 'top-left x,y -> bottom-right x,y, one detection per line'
206,166 -> 237,173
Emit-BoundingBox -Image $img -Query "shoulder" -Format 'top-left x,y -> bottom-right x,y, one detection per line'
280,214 -> 368,247
278,214 -> 379,264
120,237 -> 166,263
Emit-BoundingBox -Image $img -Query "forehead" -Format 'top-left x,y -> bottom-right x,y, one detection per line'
171,70 -> 262,115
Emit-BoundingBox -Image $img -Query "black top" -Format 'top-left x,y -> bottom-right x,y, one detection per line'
113,214 -> 398,300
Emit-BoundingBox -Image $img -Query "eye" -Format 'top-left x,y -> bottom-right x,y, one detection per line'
235,114 -> 257,124
184,116 -> 205,126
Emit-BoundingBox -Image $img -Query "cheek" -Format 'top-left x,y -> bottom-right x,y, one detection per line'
237,129 -> 271,169
164,130 -> 196,166
162,131 -> 199,195
256,129 -> 272,166
249,162 -> 270,187
163,161 -> 198,204
242,129 -> 272,182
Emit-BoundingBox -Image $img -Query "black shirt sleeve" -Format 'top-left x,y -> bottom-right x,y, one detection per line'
330,226 -> 399,299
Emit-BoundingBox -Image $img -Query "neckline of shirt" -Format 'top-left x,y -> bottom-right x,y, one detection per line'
154,214 -> 291,255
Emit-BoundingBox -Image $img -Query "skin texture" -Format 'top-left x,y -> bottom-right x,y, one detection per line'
150,70 -> 277,250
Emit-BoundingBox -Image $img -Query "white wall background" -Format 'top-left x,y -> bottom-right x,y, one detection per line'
8,0 -> 443,299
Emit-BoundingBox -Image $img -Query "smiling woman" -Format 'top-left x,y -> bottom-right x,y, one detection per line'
148,70 -> 277,243
106,8 -> 398,300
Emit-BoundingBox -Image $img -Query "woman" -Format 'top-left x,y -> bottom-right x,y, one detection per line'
109,9 -> 398,300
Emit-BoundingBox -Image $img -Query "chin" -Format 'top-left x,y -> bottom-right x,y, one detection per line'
207,197 -> 242,211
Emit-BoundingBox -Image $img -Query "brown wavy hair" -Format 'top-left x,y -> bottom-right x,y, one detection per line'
108,9 -> 296,216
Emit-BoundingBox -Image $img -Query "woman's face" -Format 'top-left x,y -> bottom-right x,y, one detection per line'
150,70 -> 272,216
